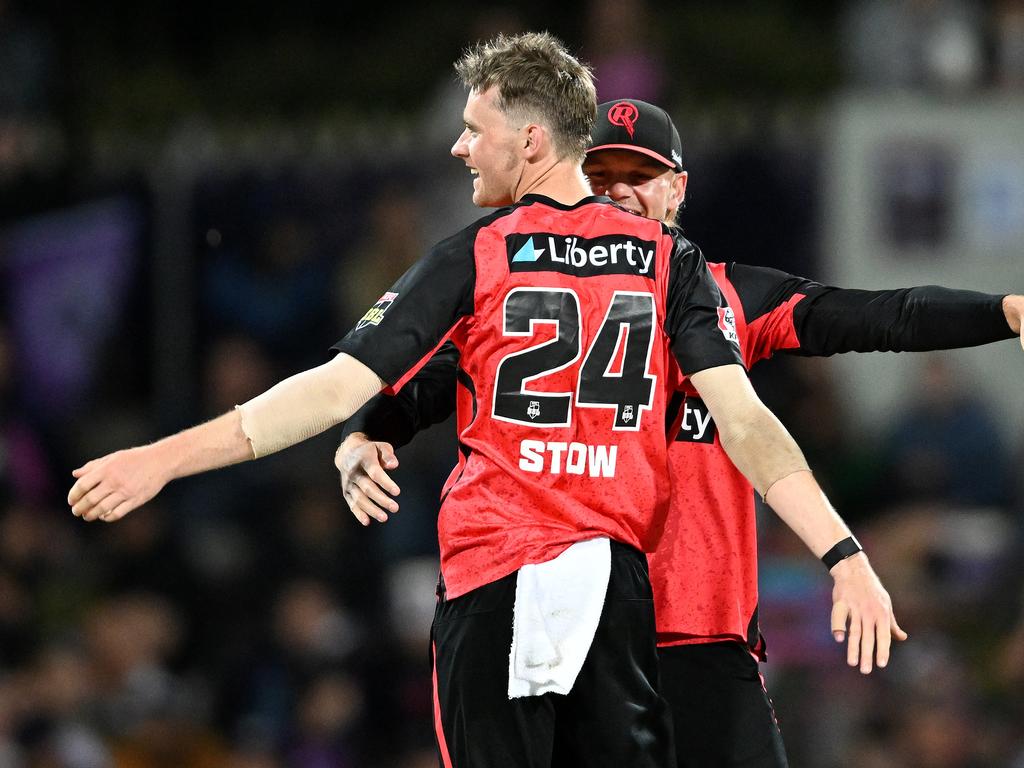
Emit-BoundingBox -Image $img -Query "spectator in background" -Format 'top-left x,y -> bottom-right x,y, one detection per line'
882,356 -> 1010,507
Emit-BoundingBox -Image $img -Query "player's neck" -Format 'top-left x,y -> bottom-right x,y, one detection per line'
513,158 -> 591,206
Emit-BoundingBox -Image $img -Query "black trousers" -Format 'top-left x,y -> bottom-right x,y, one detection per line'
659,641 -> 789,768
431,541 -> 676,768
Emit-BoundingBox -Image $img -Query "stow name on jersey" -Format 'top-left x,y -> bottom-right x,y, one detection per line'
508,233 -> 656,277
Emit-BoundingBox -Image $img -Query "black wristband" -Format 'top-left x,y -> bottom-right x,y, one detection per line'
821,535 -> 863,571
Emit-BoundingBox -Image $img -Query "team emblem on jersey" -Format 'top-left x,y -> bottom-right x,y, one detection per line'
527,400 -> 541,419
357,291 -> 398,330
621,405 -> 634,423
717,306 -> 739,345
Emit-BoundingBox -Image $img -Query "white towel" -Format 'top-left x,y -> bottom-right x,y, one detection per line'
507,537 -> 611,698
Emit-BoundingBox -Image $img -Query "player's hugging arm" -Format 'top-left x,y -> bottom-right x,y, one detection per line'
341,342 -> 460,451
335,345 -> 461,526
727,262 -> 1021,358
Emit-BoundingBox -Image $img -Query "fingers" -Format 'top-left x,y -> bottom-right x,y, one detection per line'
846,610 -> 862,670
835,600 -> 906,674
365,462 -> 400,498
831,600 -> 849,643
344,484 -> 393,525
100,498 -> 134,523
874,615 -> 891,670
71,458 -> 100,480
377,442 -> 400,470
67,471 -> 101,506
344,489 -> 372,527
71,483 -> 115,518
860,615 -> 876,674
891,614 -> 909,642
338,441 -> 401,526
358,476 -> 399,515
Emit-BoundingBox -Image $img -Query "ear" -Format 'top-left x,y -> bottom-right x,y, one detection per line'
522,124 -> 546,159
669,171 -> 688,209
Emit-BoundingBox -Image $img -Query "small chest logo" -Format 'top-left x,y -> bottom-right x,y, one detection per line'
608,101 -> 639,138
357,291 -> 398,330
527,400 -> 541,420
717,306 -> 739,346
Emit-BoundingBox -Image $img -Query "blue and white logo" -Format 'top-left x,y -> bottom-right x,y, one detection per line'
512,238 -> 544,263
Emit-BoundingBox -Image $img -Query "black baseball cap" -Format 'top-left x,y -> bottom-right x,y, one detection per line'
588,99 -> 684,172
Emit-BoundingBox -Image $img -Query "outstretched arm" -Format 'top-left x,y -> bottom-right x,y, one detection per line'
690,364 -> 907,673
68,353 -> 383,522
726,263 -> 1020,361
337,344 -> 460,525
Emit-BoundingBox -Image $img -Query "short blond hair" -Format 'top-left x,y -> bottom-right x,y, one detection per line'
454,31 -> 596,162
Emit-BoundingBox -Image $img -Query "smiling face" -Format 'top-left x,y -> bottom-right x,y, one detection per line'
450,86 -> 527,208
583,149 -> 688,225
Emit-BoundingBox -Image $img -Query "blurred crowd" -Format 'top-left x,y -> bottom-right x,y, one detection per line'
1,1 -> 1023,766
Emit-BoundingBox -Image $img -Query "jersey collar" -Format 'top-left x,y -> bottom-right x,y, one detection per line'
518,193 -> 613,210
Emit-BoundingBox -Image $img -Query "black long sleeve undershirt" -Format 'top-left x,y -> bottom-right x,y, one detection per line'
341,341 -> 460,449
792,285 -> 1013,356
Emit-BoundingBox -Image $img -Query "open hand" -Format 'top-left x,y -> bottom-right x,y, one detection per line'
335,433 -> 401,526
829,552 -> 908,674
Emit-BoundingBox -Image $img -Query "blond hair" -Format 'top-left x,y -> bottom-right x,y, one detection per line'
454,31 -> 596,162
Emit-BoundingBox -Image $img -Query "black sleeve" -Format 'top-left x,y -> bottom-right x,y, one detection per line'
727,263 -> 1015,356
331,224 -> 478,386
665,236 -> 744,375
792,285 -> 1014,356
342,342 -> 460,449
727,263 -> 823,325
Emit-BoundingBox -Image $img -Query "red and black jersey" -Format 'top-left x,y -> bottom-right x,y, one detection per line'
343,258 -> 1013,641
653,262 -> 1014,654
333,194 -> 741,599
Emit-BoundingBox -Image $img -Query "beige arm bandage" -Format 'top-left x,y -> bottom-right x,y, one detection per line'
236,353 -> 384,458
689,364 -> 809,497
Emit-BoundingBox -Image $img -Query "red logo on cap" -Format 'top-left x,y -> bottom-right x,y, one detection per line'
607,101 -> 639,138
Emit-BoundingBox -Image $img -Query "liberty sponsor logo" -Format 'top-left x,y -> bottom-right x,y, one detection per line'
357,291 -> 398,330
717,306 -> 739,345
519,439 -> 618,477
607,101 -> 639,138
507,234 -> 656,278
675,397 -> 716,444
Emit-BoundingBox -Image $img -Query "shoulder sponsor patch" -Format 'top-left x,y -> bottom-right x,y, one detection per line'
357,291 -> 398,330
506,233 -> 656,278
717,306 -> 739,345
